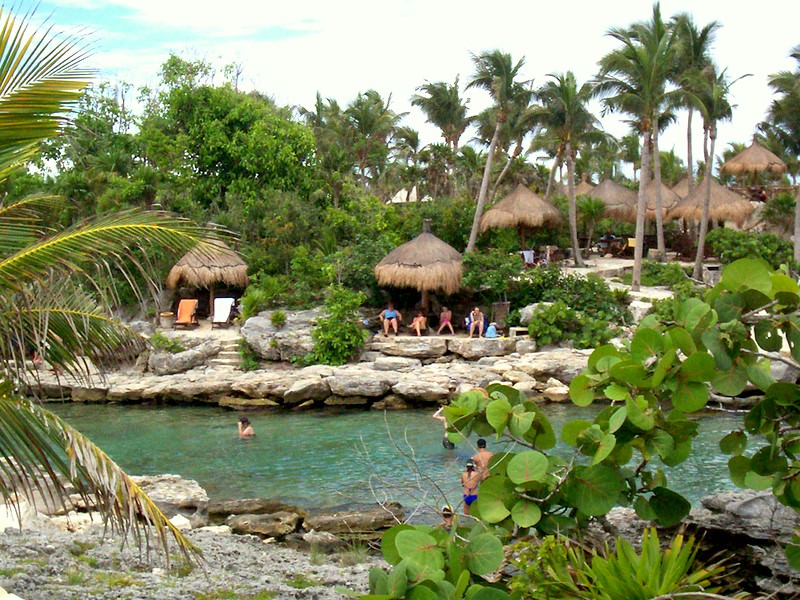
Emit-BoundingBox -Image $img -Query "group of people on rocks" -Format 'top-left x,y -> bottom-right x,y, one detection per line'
378,303 -> 498,338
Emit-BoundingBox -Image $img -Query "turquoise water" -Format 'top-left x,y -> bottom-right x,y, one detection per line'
46,403 -> 743,511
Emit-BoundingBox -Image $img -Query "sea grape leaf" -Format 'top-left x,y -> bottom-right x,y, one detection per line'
588,344 -> 623,372
608,406 -> 627,433
667,327 -> 696,356
630,328 -> 663,362
755,320 -> 783,352
487,383 -> 521,405
395,530 -> 444,570
673,380 -> 708,412
382,524 -> 415,565
528,411 -> 557,450
719,431 -> 747,455
747,361 -> 776,392
634,496 -> 656,520
766,382 -> 800,407
650,348 -> 676,387
467,586 -> 512,600
680,352 -> 716,381
564,465 -> 625,516
562,420 -> 592,445
711,365 -> 749,397
604,383 -> 630,402
387,560 -> 409,596
475,477 -> 512,523
592,432 -> 617,465
508,407 -> 535,439
406,581 -> 439,599
369,567 -> 389,595
786,534 -> 800,571
729,455 -> 750,487
511,499 -> 542,528
649,487 -> 691,527
720,258 -> 771,294
647,429 -> 674,460
506,450 -> 548,484
486,397 -> 512,435
610,360 -> 647,386
570,374 -> 595,407
662,439 -> 692,467
751,446 -> 788,476
701,329 -> 733,371
626,396 -> 655,431
464,533 -> 504,575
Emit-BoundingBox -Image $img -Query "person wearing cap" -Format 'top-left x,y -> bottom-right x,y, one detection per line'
238,416 -> 255,439
472,438 -> 494,480
439,505 -> 454,531
461,459 -> 481,515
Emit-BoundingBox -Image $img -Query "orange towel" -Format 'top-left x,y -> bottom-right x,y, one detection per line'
175,299 -> 198,324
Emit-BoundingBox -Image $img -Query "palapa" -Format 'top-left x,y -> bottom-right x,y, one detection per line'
668,176 -> 754,226
166,238 -> 249,290
721,140 -> 787,176
671,176 -> 693,200
588,179 -> 638,221
479,184 -> 562,249
641,180 -> 681,220
374,220 -> 462,296
574,179 -> 595,196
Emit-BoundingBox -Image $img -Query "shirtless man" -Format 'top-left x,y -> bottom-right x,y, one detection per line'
472,438 -> 494,480
461,460 -> 481,515
433,405 -> 455,449
238,416 -> 255,439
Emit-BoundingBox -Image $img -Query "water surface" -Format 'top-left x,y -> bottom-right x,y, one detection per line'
47,403 -> 743,512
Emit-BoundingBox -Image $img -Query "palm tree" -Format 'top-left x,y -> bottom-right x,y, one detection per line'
765,45 -> 800,263
0,8 -> 204,563
534,71 -> 602,267
620,132 -> 641,183
411,78 -> 471,157
684,66 -> 735,278
465,50 -> 528,253
671,14 -> 720,194
596,2 -> 679,289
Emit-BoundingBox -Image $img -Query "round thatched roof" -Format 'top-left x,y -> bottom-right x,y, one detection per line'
671,176 -> 693,199
574,179 -> 595,196
374,221 -> 462,295
641,180 -> 681,219
588,179 -> 638,221
479,184 -> 562,233
668,177 -> 754,226
720,140 -> 787,176
166,239 -> 249,290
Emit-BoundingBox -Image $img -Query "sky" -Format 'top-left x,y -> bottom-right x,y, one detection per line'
34,0 -> 800,172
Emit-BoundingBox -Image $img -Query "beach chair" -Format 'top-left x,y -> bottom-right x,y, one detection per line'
490,301 -> 511,335
211,297 -> 236,329
174,299 -> 199,329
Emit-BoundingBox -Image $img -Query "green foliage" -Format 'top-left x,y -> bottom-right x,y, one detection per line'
527,301 -> 620,348
706,228 -> 794,269
149,332 -> 185,354
462,249 -> 525,301
238,339 -> 261,371
509,529 -> 726,599
620,260 -> 689,288
239,275 -> 286,319
286,573 -> 321,589
759,191 -> 795,234
307,286 -> 366,366
270,310 -> 287,329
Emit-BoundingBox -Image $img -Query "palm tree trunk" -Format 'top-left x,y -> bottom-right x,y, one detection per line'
466,120 -> 502,253
794,185 -> 800,265
632,132 -> 651,291
652,122 -> 666,259
492,143 -> 521,197
566,142 -> 584,267
544,149 -> 563,200
693,124 -> 716,279
687,107 -> 694,194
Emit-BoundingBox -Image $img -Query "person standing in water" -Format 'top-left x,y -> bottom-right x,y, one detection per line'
472,438 -> 494,480
433,405 -> 455,449
238,416 -> 255,439
461,459 -> 481,515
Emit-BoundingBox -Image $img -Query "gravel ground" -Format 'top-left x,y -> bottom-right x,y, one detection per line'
0,523 -> 385,599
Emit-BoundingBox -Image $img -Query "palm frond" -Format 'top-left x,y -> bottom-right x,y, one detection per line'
0,385 -> 200,565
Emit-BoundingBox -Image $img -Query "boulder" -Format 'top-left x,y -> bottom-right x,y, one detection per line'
240,309 -> 321,361
128,320 -> 156,337
324,395 -> 370,406
372,356 -> 423,371
70,386 -> 108,402
392,379 -> 450,402
148,340 -> 223,376
372,337 -> 448,359
285,529 -> 346,552
208,498 -> 305,520
302,503 -> 405,534
520,302 -> 553,326
515,338 -> 537,354
283,378 -> 331,404
226,511 -> 302,538
218,396 -> 280,409
448,338 -> 516,360
629,300 -> 652,323
543,383 -> 570,403
515,348 -> 591,383
371,394 -> 409,410
129,474 -> 208,528
327,373 -> 391,397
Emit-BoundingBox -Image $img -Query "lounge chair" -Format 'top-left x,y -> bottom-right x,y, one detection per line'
211,297 -> 236,329
174,299 -> 199,329
490,301 -> 511,335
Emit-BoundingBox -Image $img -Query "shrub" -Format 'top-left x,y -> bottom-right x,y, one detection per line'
307,286 -> 366,366
149,332 -> 185,354
239,274 -> 286,319
619,260 -> 690,288
527,301 -> 619,348
270,310 -> 286,329
707,228 -> 794,269
238,339 -> 261,371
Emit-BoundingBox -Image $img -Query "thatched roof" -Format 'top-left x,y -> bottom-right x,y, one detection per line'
374,221 -> 462,294
720,140 -> 787,176
166,238 -> 249,290
588,179 -> 638,221
671,176 -> 693,199
479,184 -> 562,232
574,179 -> 595,196
641,180 -> 681,219
668,176 -> 754,226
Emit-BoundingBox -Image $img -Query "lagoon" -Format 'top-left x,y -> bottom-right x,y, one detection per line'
48,403 -> 743,512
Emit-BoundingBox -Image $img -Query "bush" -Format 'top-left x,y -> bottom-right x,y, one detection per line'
707,228 -> 794,269
239,274 -> 286,319
306,286 -> 366,366
620,260 -> 689,288
527,301 -> 619,348
149,332 -> 185,354
270,310 -> 286,329
238,339 -> 260,371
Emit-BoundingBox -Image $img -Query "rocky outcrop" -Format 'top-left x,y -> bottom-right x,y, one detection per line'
129,474 -> 209,528
148,340 -> 223,376
368,337 -> 448,358
227,511 -> 302,537
448,338 -> 517,359
520,302 -> 553,326
240,309 -> 320,361
302,503 -> 404,535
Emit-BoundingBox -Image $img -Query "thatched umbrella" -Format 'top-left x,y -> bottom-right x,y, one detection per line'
668,176 -> 754,226
720,140 -> 787,177
574,179 -> 595,196
641,180 -> 681,220
479,183 -> 562,249
671,177 -> 692,200
166,238 -> 249,309
374,220 -> 462,311
588,179 -> 638,222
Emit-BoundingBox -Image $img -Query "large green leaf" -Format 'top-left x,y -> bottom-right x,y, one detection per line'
755,320 -> 783,352
711,365 -> 748,397
626,396 -> 655,431
508,407 -> 535,439
588,344 -> 623,372
562,419 -> 592,445
467,586 -> 511,600
667,327 -> 696,356
381,524 -> 416,565
786,534 -> 800,571
511,499 -> 542,528
608,406 -> 627,433
475,476 -> 512,523
649,487 -> 690,527
485,397 -> 512,435
464,533 -> 504,575
528,411 -> 557,450
672,380 -> 708,412
766,382 -> 800,407
388,561 -> 409,596
679,352 -> 716,381
610,360 -> 647,386
369,567 -> 389,595
720,258 -> 772,294
719,431 -> 747,456
569,374 -> 595,407
506,450 -> 548,484
395,530 -> 444,570
630,328 -> 663,362
564,465 -> 625,516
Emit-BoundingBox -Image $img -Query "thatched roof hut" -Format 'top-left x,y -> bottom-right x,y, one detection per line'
166,239 -> 249,291
588,179 -> 638,221
641,180 -> 681,219
479,184 -> 562,248
374,220 -> 462,301
574,179 -> 595,196
721,140 -> 787,176
671,177 -> 693,199
668,177 -> 754,226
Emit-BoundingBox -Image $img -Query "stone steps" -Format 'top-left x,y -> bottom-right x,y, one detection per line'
209,339 -> 242,368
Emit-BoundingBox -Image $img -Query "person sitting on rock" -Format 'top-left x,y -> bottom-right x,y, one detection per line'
437,306 -> 454,335
467,307 -> 485,338
409,310 -> 427,336
379,303 -> 402,337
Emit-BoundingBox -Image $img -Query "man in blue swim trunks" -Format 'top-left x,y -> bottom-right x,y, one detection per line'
379,303 -> 402,336
461,459 -> 481,515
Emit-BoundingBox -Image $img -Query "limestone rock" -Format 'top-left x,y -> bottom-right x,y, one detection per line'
169,514 -> 192,531
283,378 -> 331,404
392,379 -> 450,402
208,498 -> 305,520
514,348 -> 590,383
371,394 -> 409,410
327,373 -> 391,397
302,503 -> 404,534
324,395 -> 369,406
519,302 -> 553,326
448,338 -> 516,360
372,356 -> 423,371
218,396 -> 280,409
372,337 -> 447,359
240,309 -> 321,361
148,340 -> 223,376
543,384 -> 570,403
629,300 -> 652,323
70,387 -> 108,402
515,338 -> 537,354
226,511 -> 301,537
128,319 -> 156,337
129,474 -> 208,528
